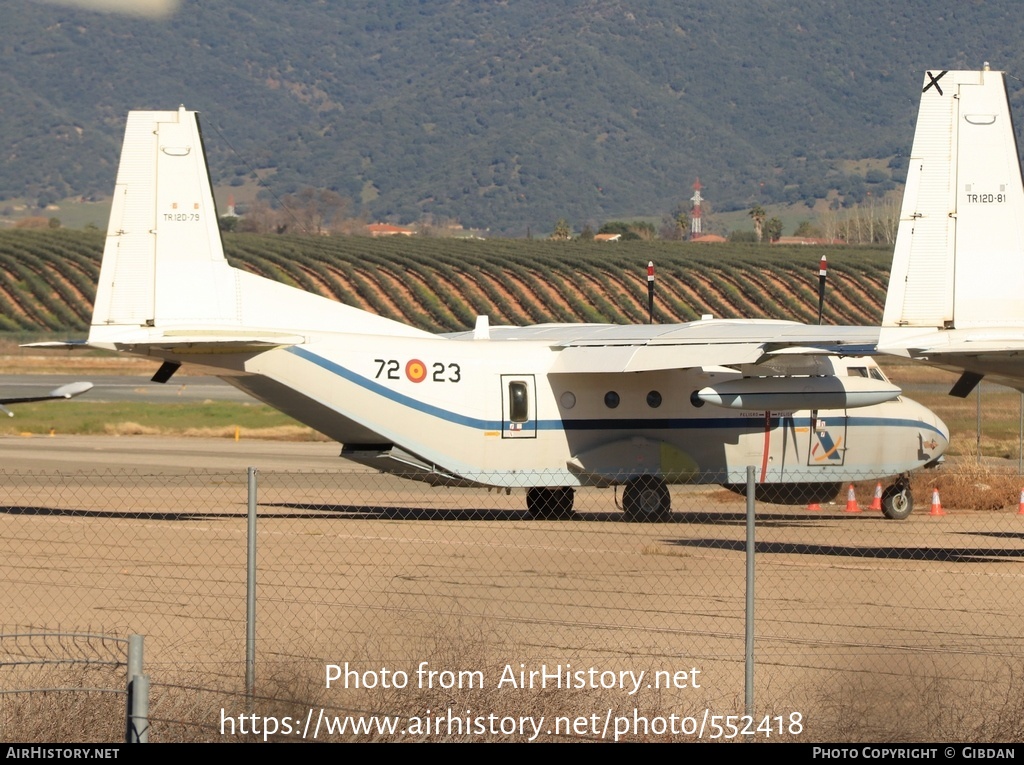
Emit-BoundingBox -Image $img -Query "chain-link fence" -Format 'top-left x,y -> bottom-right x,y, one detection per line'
3,465 -> 1023,742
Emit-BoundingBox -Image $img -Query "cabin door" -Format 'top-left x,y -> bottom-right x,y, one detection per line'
501,375 -> 537,439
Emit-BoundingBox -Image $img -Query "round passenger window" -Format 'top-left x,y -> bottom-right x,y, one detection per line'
604,391 -> 620,409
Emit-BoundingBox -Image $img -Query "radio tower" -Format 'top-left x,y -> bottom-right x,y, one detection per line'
689,178 -> 703,239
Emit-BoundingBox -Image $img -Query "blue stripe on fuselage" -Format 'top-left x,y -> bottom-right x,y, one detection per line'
286,346 -> 947,438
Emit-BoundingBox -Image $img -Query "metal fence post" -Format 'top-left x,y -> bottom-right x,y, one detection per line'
745,465 -> 755,717
125,635 -> 147,743
246,466 -> 257,711
129,674 -> 150,743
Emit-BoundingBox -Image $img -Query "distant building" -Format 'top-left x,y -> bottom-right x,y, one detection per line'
773,236 -> 845,246
367,223 -> 416,237
594,233 -> 621,242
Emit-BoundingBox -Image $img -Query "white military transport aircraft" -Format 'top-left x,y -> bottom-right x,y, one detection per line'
67,107 -> 949,520
879,66 -> 1024,395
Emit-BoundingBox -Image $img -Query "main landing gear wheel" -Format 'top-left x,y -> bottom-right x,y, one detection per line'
881,480 -> 914,520
526,487 -> 576,519
622,476 -> 672,523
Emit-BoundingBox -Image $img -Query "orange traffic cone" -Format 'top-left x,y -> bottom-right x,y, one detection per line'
844,484 -> 861,513
929,487 -> 945,516
869,482 -> 883,511
1017,488 -> 1024,516
806,501 -> 822,512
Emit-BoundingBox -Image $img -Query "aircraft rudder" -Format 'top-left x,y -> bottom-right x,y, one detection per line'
948,67 -> 1024,327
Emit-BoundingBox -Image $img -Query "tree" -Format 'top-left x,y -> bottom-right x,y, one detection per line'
793,220 -> 822,238
675,209 -> 690,237
279,187 -> 351,235
628,221 -> 657,241
659,209 -> 692,242
728,230 -> 757,243
551,218 -> 571,240
764,217 -> 784,243
749,205 -> 766,242
598,221 -> 641,240
237,199 -> 279,234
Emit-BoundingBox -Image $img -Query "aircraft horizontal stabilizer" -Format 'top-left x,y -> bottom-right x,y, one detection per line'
93,332 -> 308,352
0,381 -> 93,416
22,340 -> 89,351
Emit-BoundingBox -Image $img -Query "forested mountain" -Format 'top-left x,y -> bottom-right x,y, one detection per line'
3,1 -> 1023,233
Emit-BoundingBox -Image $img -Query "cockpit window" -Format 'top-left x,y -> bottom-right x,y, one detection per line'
870,367 -> 887,382
847,367 -> 869,378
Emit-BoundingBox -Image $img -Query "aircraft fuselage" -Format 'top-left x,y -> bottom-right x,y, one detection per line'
171,333 -> 951,490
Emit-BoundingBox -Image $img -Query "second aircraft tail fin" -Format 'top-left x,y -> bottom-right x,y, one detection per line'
882,68 -> 1024,338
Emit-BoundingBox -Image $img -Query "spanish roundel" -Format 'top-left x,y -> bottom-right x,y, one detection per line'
405,359 -> 427,383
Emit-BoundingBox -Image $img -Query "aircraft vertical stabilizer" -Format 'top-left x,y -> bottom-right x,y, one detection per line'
93,107 -> 234,329
90,107 -> 430,346
882,68 -> 1024,337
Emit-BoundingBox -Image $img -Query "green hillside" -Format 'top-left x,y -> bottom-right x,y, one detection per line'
3,1 -> 1024,232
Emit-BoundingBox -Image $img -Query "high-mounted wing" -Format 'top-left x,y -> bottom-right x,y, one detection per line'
447,320 -> 880,375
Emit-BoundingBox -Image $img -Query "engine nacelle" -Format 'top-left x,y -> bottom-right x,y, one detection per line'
696,375 -> 901,411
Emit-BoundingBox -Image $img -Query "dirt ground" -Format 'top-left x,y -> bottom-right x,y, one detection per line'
2,436 -> 1023,742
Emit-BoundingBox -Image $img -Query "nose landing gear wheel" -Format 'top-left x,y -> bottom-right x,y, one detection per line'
881,481 -> 913,520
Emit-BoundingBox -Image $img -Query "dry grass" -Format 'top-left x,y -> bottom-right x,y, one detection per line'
102,421 -> 329,441
8,622 -> 1024,743
0,666 -> 125,742
4,354 -> 162,376
911,452 -> 1024,512
102,421 -> 161,436
805,658 -> 1024,743
6,665 -> 1018,743
0,621 -> 730,743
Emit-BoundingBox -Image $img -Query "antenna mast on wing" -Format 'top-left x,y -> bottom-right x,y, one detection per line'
817,255 -> 827,325
647,261 -> 655,323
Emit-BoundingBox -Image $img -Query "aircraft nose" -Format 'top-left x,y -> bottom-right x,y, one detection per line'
900,395 -> 949,463
925,411 -> 950,460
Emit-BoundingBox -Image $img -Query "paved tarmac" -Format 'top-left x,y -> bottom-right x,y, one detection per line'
0,433 -> 347,472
